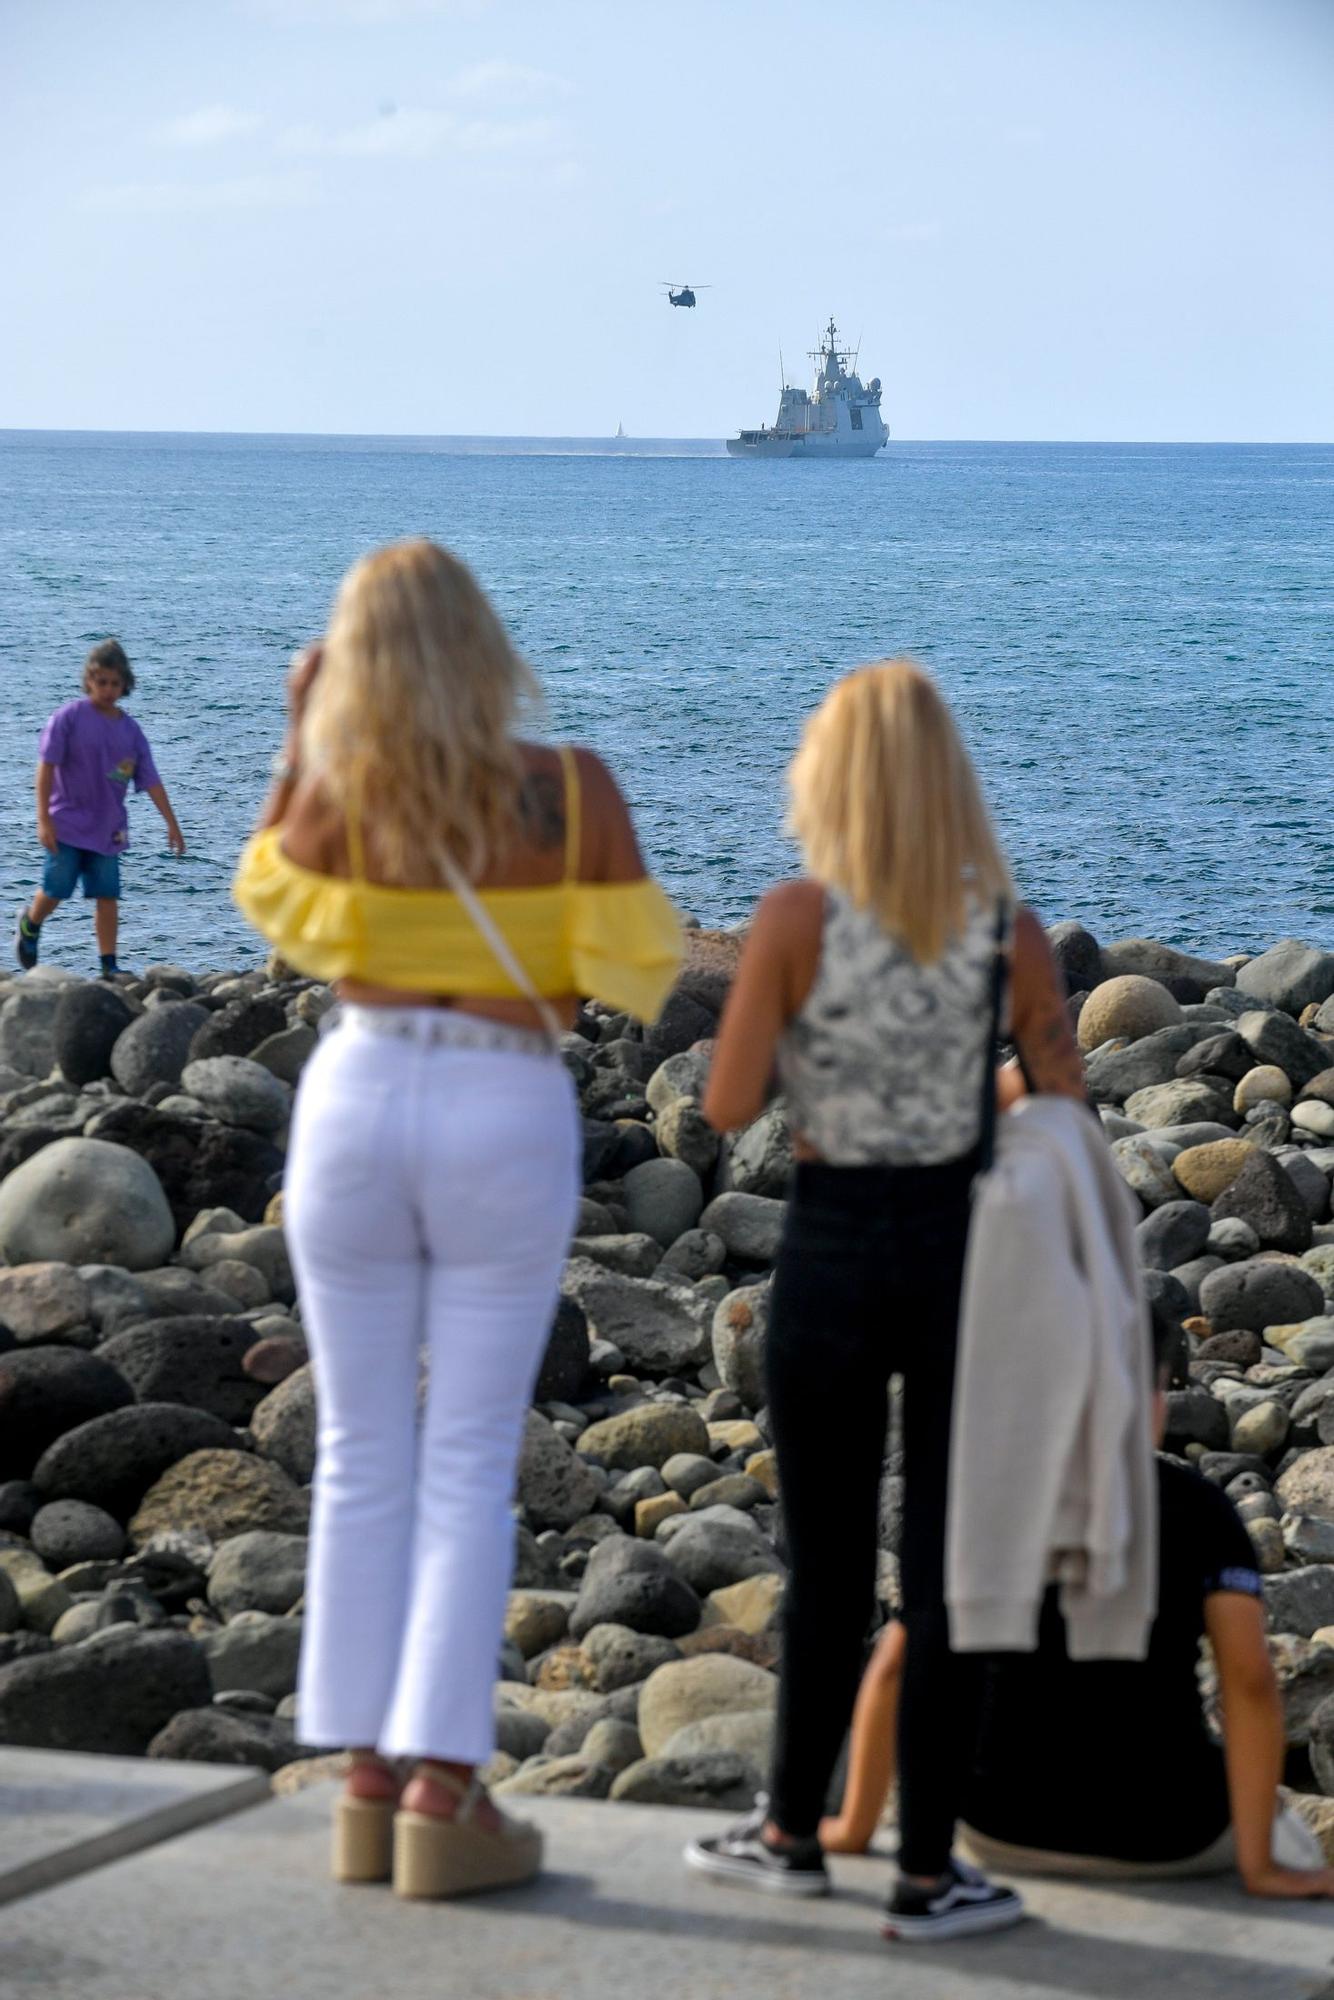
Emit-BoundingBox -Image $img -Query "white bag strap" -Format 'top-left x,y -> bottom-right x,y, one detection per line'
438,851 -> 564,1049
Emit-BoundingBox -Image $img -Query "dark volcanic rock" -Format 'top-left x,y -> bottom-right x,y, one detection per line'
0,1626 -> 211,1753
32,1402 -> 242,1519
1046,921 -> 1104,997
1198,1258 -> 1325,1336
0,1481 -> 41,1535
1210,1150 -> 1313,1253
0,1346 -> 134,1478
80,1101 -> 282,1229
187,996 -> 287,1065
30,1498 -> 126,1566
534,1297 -> 591,1405
97,1317 -> 265,1425
147,1705 -> 297,1771
568,1536 -> 701,1642
53,982 -> 136,1087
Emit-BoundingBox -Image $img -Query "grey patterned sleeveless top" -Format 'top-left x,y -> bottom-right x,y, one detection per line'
777,890 -> 1008,1167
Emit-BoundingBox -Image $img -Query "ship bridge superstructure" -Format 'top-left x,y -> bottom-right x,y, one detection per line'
727,317 -> 889,459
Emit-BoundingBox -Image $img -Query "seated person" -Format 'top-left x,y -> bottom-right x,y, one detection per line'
821,1308 -> 1333,1900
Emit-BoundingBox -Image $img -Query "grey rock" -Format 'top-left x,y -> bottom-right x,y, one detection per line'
1199,1258 -> 1325,1335
0,1262 -> 92,1342
493,1753 -> 612,1799
494,1705 -> 552,1761
569,1233 -> 663,1279
1282,1514 -> 1334,1566
711,1281 -> 771,1411
645,1049 -> 711,1118
560,1260 -> 713,1378
110,1002 -> 210,1095
1277,1150 -> 1333,1223
250,1364 -> 316,1483
1206,1217 -> 1261,1261
722,1104 -> 794,1200
1170,1256 -> 1223,1312
579,1622 -> 681,1692
201,1609 -> 302,1699
208,1530 -> 308,1618
578,1716 -> 643,1774
621,1157 -> 705,1249
180,1056 -> 291,1134
1046,921 -> 1104,995
1236,1010 -> 1331,1091
30,1499 -> 125,1566
134,1268 -> 250,1320
1175,1032 -> 1256,1084
653,1099 -> 720,1179
98,1316 -> 265,1426
32,1402 -> 243,1520
661,1452 -> 723,1501
78,1265 -> 151,1334
0,1346 -> 134,1479
656,1503 -> 783,1595
1086,1026 -> 1204,1104
1162,1388 -> 1229,1453
1211,1151 -> 1313,1252
609,1750 -> 758,1810
1237,942 -> 1334,1018
181,1225 -> 293,1304
1135,1200 -> 1211,1272
1111,1135 -> 1182,1209
568,1536 -> 700,1642
518,1412 -> 602,1532
1276,1449 -> 1334,1526
0,1625 -> 210,1753
699,1192 -> 786,1266
249,1025 -> 317,1085
1101,940 -> 1236,992
0,1137 -> 175,1271
1124,1079 -> 1235,1131
1264,1567 -> 1334,1640
0,983 -> 66,1078
657,1229 -> 727,1283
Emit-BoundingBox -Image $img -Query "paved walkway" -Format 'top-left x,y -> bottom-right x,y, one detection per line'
2,1752 -> 1333,1999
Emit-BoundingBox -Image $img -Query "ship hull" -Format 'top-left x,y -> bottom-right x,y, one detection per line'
725,433 -> 885,459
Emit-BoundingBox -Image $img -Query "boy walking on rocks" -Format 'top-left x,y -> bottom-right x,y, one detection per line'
15,639 -> 185,978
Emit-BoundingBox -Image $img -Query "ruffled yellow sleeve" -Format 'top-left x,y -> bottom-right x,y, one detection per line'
232,829 -> 366,982
570,878 -> 685,1024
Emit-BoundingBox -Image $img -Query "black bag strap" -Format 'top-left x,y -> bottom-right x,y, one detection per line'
976,897 -> 1012,1175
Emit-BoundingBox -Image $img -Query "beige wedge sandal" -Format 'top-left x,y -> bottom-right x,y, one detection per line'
393,1767 -> 543,1900
332,1757 -> 400,1883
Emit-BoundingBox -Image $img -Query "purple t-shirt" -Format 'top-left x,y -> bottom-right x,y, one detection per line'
38,700 -> 162,856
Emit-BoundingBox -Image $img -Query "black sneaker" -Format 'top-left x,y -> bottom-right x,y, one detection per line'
882,1858 -> 1025,1942
14,911 -> 39,971
684,1795 -> 829,1897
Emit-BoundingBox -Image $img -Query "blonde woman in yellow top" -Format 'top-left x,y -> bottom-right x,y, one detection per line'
234,539 -> 680,1900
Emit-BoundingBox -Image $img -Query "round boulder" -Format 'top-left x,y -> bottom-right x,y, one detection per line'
30,1497 -> 126,1566
621,1158 -> 705,1249
207,1531 -> 308,1618
0,1139 -> 174,1271
0,1346 -> 133,1479
97,1317 -> 265,1427
0,1625 -> 211,1754
32,1402 -> 243,1520
128,1449 -> 310,1547
711,1282 -> 771,1411
0,1263 -> 92,1343
250,1364 -> 317,1484
1172,1139 -> 1254,1205
110,1002 -> 210,1096
1235,1066 -> 1294,1114
53,982 -> 136,1087
1198,1258 -> 1325,1336
180,1057 -> 291,1135
1077,975 -> 1183,1054
637,1652 -> 777,1757
568,1536 -> 701,1642
576,1404 -> 710,1473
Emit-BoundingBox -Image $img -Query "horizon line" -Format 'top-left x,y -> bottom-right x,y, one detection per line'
2,426 -> 1332,448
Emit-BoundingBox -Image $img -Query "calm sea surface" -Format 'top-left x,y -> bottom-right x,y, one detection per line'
1,432 -> 1331,972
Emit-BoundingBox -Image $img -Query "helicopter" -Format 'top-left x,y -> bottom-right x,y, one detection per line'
662,282 -> 710,308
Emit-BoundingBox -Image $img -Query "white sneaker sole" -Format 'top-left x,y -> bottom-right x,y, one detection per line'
882,1897 -> 1027,1942
684,1840 -> 830,1897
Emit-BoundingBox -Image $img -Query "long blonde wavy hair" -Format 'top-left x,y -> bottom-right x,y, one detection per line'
787,659 -> 1013,963
301,539 -> 539,883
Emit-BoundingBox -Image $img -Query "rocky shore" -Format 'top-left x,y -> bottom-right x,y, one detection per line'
2,927 -> 1334,1844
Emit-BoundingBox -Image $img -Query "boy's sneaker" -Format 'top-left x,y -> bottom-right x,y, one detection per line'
684,1796 -> 829,1897
882,1858 -> 1025,1942
14,912 -> 40,971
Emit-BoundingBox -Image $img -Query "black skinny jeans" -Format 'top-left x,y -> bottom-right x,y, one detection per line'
766,1155 -> 983,1877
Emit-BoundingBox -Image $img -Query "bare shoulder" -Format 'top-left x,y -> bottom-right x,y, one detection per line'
744,879 -> 824,1013
753,877 -> 825,940
277,776 -> 346,873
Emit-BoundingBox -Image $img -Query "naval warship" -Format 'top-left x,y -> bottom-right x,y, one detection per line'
727,318 -> 888,459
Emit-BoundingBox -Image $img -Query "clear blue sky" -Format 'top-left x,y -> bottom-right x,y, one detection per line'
3,0 -> 1331,439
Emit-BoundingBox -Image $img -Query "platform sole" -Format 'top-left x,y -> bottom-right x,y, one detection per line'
392,1810 -> 543,1900
332,1795 -> 396,1884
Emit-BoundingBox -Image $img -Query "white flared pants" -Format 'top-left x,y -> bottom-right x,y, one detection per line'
284,1009 -> 580,1763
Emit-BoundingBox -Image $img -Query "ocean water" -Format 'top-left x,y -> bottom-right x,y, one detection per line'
1,431 -> 1331,974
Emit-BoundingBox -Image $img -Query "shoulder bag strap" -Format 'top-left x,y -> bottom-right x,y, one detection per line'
975,897 -> 1012,1176
437,850 -> 564,1049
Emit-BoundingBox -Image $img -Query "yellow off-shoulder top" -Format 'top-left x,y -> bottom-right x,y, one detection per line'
231,745 -> 683,1024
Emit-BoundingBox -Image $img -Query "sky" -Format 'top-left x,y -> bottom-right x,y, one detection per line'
2,0 -> 1332,440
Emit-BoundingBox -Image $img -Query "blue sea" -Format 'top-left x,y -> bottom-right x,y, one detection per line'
1,432 -> 1331,973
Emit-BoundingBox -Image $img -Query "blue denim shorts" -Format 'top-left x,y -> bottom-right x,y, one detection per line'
42,843 -> 122,901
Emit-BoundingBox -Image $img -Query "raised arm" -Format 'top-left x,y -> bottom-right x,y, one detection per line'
1009,906 -> 1088,1100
